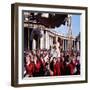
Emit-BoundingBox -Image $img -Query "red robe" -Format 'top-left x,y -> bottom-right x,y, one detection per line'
53,61 -> 61,76
26,62 -> 35,76
68,62 -> 76,75
35,60 -> 41,73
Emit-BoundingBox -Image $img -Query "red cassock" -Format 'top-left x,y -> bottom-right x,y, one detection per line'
60,62 -> 65,75
26,62 -> 35,76
41,60 -> 46,71
68,62 -> 76,75
53,61 -> 61,76
35,60 -> 41,73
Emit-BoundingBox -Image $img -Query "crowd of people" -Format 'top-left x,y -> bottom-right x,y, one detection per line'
24,46 -> 80,77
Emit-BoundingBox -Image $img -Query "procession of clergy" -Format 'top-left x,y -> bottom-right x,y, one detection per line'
24,37 -> 80,77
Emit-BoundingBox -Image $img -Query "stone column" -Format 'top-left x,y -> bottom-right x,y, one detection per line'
33,39 -> 36,50
64,39 -> 66,51
28,29 -> 30,50
43,30 -> 46,49
74,40 -> 75,51
45,31 -> 49,49
65,40 -> 67,51
63,39 -> 64,51
77,42 -> 79,51
40,30 -> 44,49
